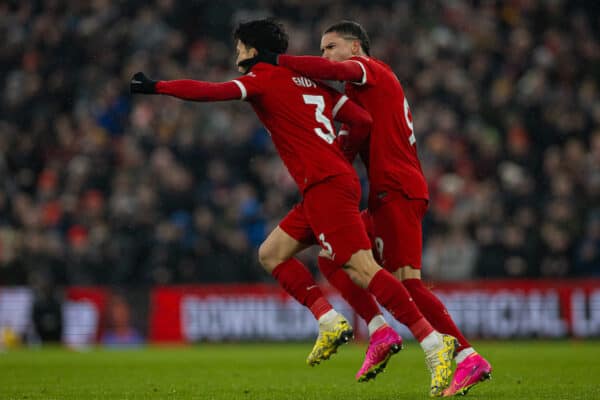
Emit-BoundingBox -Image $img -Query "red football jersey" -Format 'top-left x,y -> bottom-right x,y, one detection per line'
234,64 -> 354,193
345,56 -> 429,201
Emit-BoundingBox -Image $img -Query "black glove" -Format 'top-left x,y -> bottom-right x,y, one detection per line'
237,49 -> 279,71
130,72 -> 158,94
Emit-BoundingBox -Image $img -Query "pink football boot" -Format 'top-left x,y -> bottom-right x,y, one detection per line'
356,325 -> 403,382
443,353 -> 492,396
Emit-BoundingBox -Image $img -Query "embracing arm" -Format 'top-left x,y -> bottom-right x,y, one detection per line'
278,55 -> 365,83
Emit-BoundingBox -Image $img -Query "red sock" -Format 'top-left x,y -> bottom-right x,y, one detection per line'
367,269 -> 434,340
409,317 -> 436,342
318,256 -> 381,324
403,279 -> 471,351
272,258 -> 333,320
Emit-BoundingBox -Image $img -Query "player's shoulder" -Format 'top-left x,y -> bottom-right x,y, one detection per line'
351,56 -> 391,73
254,63 -> 307,85
351,56 -> 401,89
350,55 -> 371,63
249,64 -> 339,101
274,65 -> 327,92
349,55 -> 375,67
245,63 -> 276,78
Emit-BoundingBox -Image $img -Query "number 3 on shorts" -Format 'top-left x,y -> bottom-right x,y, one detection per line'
318,233 -> 334,257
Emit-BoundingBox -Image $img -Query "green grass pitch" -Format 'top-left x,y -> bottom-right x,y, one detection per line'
1,341 -> 599,399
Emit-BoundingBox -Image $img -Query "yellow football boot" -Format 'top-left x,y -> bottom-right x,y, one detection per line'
424,333 -> 459,397
306,314 -> 353,366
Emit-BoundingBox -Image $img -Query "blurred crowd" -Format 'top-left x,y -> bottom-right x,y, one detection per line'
0,0 -> 599,288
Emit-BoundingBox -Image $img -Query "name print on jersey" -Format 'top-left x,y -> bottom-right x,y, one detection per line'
292,76 -> 316,88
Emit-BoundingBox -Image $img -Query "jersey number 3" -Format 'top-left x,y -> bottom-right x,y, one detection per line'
303,95 -> 336,144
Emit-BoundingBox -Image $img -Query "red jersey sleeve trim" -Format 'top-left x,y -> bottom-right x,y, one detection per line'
332,95 -> 349,118
232,80 -> 247,100
349,60 -> 367,85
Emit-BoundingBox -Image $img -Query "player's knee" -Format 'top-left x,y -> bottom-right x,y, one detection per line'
258,242 -> 278,272
344,249 -> 380,287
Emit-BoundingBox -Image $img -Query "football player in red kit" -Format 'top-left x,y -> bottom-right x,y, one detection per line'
241,20 -> 491,397
132,19 -> 457,396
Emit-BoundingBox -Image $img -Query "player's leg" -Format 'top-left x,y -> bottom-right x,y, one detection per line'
317,251 -> 382,335
342,249 -> 443,346
303,176 -> 440,343
260,205 -> 353,365
398,267 -> 492,395
399,266 -> 474,354
259,225 -> 331,319
372,196 -> 491,396
303,175 -> 456,395
318,250 -> 402,382
317,209 -> 388,330
318,209 -> 402,382
343,249 -> 457,397
373,196 -> 474,352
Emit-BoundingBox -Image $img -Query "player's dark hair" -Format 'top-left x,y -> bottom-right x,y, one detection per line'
233,18 -> 289,54
324,20 -> 371,56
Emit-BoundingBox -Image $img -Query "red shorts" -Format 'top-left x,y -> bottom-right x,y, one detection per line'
365,192 -> 428,271
279,174 -> 371,265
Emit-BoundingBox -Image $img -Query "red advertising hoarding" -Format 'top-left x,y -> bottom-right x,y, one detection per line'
3,280 -> 598,345
149,280 -> 600,343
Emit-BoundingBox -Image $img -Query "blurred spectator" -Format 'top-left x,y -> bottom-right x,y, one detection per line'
101,293 -> 143,347
423,227 -> 478,281
0,0 -> 599,286
31,287 -> 63,343
574,213 -> 600,277
30,271 -> 63,343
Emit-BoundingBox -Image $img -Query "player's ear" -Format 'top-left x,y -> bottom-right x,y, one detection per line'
351,40 -> 361,55
249,47 -> 259,58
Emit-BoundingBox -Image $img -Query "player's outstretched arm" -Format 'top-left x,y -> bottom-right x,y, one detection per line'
130,72 -> 244,102
333,98 -> 372,163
